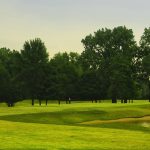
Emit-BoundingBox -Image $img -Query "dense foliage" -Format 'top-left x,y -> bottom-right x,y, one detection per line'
0,27 -> 150,106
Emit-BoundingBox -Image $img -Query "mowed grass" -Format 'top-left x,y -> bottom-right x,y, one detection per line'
0,100 -> 150,150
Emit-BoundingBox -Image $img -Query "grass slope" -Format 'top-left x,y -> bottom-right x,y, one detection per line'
0,100 -> 150,149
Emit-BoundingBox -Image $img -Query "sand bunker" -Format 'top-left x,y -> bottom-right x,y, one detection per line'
80,116 -> 150,125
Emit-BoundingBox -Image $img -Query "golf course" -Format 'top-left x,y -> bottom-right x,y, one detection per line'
1,0 -> 150,149
0,100 -> 150,150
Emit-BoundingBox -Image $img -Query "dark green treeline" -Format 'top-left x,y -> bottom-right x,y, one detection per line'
0,26 -> 150,106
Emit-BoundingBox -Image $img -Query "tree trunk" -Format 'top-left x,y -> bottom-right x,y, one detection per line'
7,100 -> 14,107
46,99 -> 48,106
149,82 -> 150,102
124,99 -> 127,103
32,98 -> 34,106
112,97 -> 117,103
58,100 -> 60,105
121,100 -> 124,103
7,102 -> 11,107
39,99 -> 42,106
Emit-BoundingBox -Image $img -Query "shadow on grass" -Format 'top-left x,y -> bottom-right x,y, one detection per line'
0,110 -> 107,125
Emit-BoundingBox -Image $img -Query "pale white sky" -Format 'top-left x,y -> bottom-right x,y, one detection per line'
0,0 -> 150,56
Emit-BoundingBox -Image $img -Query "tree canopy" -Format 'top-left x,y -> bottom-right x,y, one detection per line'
0,26 -> 150,106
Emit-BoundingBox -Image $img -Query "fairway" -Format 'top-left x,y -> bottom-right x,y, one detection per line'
0,100 -> 150,150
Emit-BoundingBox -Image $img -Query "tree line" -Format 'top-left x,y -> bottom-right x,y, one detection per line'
0,26 -> 150,106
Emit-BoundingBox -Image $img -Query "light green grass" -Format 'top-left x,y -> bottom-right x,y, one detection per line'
0,100 -> 150,149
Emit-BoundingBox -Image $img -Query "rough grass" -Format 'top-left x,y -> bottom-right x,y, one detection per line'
0,100 -> 150,149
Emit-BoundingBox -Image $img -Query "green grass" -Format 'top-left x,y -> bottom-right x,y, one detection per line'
0,100 -> 150,149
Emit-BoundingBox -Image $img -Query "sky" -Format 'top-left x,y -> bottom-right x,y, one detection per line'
0,0 -> 150,57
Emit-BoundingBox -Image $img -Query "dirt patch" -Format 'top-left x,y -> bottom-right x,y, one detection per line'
79,116 -> 150,125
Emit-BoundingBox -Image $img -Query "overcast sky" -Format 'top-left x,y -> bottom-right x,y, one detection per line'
0,0 -> 150,56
